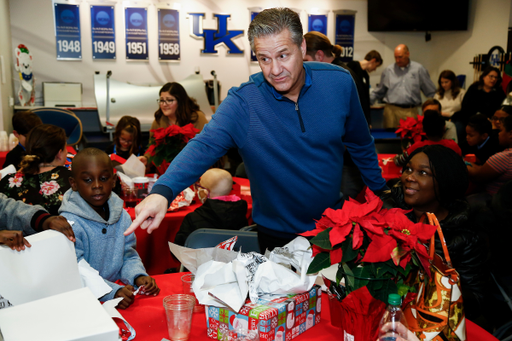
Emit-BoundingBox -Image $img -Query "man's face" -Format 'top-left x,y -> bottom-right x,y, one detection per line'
254,29 -> 306,101
394,48 -> 410,68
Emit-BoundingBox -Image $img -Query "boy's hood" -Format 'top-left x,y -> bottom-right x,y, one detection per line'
59,188 -> 124,225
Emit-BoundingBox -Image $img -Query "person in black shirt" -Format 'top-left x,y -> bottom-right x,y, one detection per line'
3,111 -> 42,169
346,50 -> 383,125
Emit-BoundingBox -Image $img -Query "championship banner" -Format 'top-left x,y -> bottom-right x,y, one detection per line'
249,7 -> 262,62
158,8 -> 180,61
91,5 -> 116,60
308,14 -> 328,35
54,3 -> 82,60
125,7 -> 148,60
334,10 -> 356,62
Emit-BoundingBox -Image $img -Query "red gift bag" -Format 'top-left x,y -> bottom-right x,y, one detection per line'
328,286 -> 386,341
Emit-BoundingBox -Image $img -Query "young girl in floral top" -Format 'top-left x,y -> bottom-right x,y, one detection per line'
0,124 -> 71,215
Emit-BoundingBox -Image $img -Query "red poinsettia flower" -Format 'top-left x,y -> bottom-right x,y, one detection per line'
301,188 -> 384,264
151,127 -> 168,142
395,116 -> 425,142
362,208 -> 436,271
164,125 -> 181,137
179,124 -> 200,142
146,144 -> 156,157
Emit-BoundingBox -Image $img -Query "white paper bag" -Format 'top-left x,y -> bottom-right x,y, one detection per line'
0,287 -> 119,341
0,230 -> 82,306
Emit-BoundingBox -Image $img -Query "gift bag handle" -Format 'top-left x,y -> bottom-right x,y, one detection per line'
420,212 -> 452,267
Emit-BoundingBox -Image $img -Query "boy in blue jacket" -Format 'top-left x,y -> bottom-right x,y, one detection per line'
60,148 -> 159,309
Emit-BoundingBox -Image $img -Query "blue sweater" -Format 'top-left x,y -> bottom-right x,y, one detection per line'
153,62 -> 386,237
59,189 -> 147,301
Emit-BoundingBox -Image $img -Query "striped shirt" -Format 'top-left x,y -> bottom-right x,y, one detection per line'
485,148 -> 512,195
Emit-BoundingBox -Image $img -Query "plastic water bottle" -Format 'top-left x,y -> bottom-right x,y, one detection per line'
378,294 -> 409,341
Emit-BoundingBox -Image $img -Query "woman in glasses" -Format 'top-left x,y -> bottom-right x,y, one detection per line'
140,82 -> 208,166
490,105 -> 512,130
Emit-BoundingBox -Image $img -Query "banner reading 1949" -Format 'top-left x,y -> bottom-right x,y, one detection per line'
125,7 -> 148,60
54,3 -> 82,60
91,5 -> 116,60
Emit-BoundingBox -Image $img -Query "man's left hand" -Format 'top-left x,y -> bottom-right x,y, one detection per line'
42,216 -> 76,242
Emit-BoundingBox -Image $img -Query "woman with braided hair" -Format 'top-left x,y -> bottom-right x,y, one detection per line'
0,124 -> 71,215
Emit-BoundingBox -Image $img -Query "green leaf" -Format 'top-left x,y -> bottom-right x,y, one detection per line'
341,236 -> 359,263
342,263 -> 355,290
368,279 -> 398,304
351,267 -> 370,290
309,228 -> 333,250
379,260 -> 398,277
307,252 -> 331,274
397,283 -> 412,297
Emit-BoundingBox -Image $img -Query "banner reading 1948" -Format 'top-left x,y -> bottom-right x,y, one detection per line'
125,7 -> 148,60
158,9 -> 180,61
54,3 -> 82,60
91,5 -> 116,60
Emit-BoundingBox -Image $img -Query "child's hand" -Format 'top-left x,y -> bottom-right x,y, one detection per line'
114,285 -> 135,309
42,216 -> 76,242
135,275 -> 160,296
0,230 -> 31,251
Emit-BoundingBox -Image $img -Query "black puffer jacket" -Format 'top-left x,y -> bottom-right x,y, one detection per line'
382,184 -> 491,319
174,198 -> 249,246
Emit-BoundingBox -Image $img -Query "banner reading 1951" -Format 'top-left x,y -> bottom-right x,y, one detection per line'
125,7 -> 148,60
158,9 -> 180,61
91,5 -> 116,60
54,3 -> 82,60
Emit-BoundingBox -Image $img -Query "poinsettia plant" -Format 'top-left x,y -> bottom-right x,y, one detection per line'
395,116 -> 425,144
302,188 -> 437,303
146,123 -> 199,174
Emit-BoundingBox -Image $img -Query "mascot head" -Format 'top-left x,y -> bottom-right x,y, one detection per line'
15,44 -> 33,77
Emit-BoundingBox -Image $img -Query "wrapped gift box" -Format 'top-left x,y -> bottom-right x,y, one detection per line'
206,285 -> 322,341
379,157 -> 402,175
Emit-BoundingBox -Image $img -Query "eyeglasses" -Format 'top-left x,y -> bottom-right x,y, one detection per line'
193,181 -> 210,200
487,75 -> 499,80
491,116 -> 506,123
157,99 -> 176,105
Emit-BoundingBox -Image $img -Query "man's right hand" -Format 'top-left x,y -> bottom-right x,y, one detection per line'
124,194 -> 168,236
0,230 -> 31,251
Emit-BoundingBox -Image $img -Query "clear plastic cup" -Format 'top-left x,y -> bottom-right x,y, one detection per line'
181,274 -> 205,313
163,294 -> 195,341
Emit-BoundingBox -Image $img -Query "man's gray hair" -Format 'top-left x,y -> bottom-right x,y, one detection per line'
248,8 -> 303,51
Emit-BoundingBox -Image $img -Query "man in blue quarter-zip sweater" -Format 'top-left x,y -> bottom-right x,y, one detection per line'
125,7 -> 387,252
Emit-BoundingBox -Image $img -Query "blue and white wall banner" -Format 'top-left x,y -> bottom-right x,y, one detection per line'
91,5 -> 116,60
334,10 -> 357,62
54,3 -> 82,60
249,8 -> 261,62
158,9 -> 180,61
308,14 -> 328,35
125,7 -> 148,60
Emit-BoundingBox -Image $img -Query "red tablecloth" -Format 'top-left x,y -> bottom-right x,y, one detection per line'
0,151 -> 8,167
120,273 -> 498,341
128,178 -> 252,275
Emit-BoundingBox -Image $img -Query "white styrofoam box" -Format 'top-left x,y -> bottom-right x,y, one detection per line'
0,287 -> 119,341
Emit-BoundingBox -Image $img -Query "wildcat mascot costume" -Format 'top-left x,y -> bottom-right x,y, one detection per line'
15,44 -> 35,106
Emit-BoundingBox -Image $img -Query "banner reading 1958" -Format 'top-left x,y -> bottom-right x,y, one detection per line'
54,3 -> 82,60
125,7 -> 148,60
91,5 -> 116,60
158,9 -> 180,61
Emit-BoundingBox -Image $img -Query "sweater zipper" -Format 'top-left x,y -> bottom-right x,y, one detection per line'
295,102 -> 306,132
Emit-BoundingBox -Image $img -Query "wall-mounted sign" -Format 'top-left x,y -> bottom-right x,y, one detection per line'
125,7 -> 148,60
188,13 -> 244,55
248,8 -> 261,62
54,3 -> 82,60
91,5 -> 116,60
308,14 -> 328,35
158,9 -> 180,61
334,10 -> 356,62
